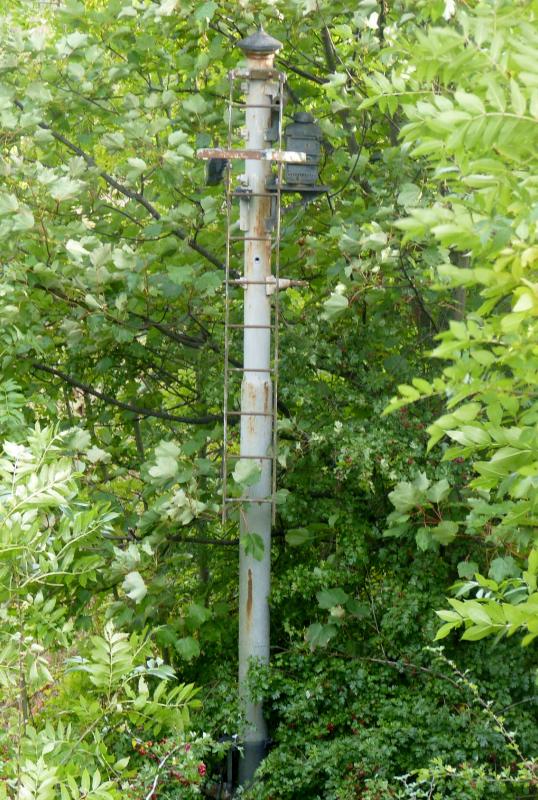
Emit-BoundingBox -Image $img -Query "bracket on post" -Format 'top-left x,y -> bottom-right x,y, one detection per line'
196,148 -> 306,164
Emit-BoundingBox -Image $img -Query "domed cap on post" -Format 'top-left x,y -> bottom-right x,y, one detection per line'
294,112 -> 314,123
237,27 -> 283,56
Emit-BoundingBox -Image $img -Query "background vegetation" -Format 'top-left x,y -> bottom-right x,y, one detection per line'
1,0 -> 537,797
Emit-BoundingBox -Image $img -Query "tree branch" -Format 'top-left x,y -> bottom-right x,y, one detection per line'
13,99 -> 225,272
31,361 -> 220,425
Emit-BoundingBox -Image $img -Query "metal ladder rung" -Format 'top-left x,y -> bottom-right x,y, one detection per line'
231,191 -> 277,198
227,279 -> 274,286
229,101 -> 282,109
224,497 -> 274,504
229,236 -> 272,242
227,454 -> 273,460
228,367 -> 274,373
227,324 -> 274,329
227,410 -> 274,417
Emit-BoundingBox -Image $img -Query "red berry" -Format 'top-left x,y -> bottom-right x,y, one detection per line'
198,763 -> 207,777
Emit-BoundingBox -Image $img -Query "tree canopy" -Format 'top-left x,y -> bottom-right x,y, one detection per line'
1,0 -> 538,798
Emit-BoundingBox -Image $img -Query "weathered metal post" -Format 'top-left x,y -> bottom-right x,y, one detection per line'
235,29 -> 281,785
197,29 -> 309,788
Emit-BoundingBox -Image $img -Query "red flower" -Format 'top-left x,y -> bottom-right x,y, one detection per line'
198,763 -> 206,777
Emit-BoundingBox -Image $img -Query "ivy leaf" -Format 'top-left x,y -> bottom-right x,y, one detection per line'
285,528 -> 312,546
426,479 -> 450,504
86,445 -> 111,464
389,480 -> 422,513
242,532 -> 264,561
49,177 -> 84,201
175,636 -> 200,661
232,459 -> 261,487
457,561 -> 479,579
122,571 -> 147,603
488,556 -> 520,583
316,587 -> 349,609
194,1 -> 217,22
322,290 -> 348,320
430,520 -> 458,545
0,193 -> 19,214
306,622 -> 338,650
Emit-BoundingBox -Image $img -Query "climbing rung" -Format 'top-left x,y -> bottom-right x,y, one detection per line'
228,367 -> 274,373
227,410 -> 274,417
224,497 -> 274,503
227,324 -> 274,329
227,453 -> 273,460
229,236 -> 272,242
228,279 -> 273,285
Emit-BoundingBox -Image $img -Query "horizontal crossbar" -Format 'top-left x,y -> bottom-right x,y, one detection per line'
197,148 -> 306,163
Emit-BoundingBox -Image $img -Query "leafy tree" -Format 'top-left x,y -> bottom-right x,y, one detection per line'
1,0 -> 538,798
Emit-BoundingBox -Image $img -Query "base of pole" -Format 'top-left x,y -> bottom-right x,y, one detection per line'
237,738 -> 268,787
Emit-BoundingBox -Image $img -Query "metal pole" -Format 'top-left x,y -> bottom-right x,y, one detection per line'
236,29 -> 282,786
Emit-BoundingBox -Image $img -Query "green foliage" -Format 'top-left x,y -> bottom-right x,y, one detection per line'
2,0 -> 538,797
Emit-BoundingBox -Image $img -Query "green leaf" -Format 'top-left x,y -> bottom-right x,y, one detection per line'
426,479 -> 450,504
49,176 -> 84,201
175,636 -> 200,661
0,193 -> 19,214
194,0 -> 217,22
306,622 -> 338,650
122,571 -> 147,603
316,587 -> 349,609
389,480 -> 422,513
322,290 -> 348,320
430,520 -> 458,545
457,561 -> 479,579
461,624 -> 495,641
435,622 -> 458,640
242,532 -> 264,561
183,94 -> 207,114
285,527 -> 312,546
488,556 -> 520,583
397,182 -> 421,208
232,459 -> 262,487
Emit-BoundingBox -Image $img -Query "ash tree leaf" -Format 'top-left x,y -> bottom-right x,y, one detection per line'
122,571 -> 147,603
435,621 -> 459,640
